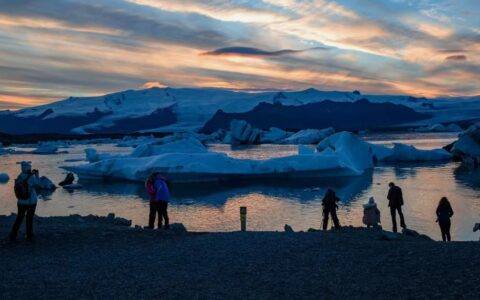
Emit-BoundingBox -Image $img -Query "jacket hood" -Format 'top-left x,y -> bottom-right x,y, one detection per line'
363,197 -> 377,209
20,161 -> 32,174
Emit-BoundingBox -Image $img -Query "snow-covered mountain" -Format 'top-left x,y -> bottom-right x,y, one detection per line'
1,87 -> 479,135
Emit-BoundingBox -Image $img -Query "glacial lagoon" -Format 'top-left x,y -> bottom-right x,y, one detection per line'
0,132 -> 479,241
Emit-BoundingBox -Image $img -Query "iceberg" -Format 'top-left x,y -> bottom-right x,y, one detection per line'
130,137 -> 207,157
283,128 -> 334,144
318,132 -> 451,165
85,148 -> 118,163
66,132 -> 453,184
32,143 -> 60,154
66,151 -> 364,183
415,123 -> 462,133
229,120 -> 261,145
450,125 -> 480,162
317,132 -> 374,173
260,127 -> 292,144
382,143 -> 451,162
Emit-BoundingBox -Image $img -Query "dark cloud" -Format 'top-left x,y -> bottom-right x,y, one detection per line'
0,0 -> 228,48
445,55 -> 467,61
202,46 -> 326,57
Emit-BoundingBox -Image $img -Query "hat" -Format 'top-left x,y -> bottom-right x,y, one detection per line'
363,197 -> 377,209
20,161 -> 32,173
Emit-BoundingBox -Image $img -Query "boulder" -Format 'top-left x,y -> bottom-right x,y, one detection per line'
284,224 -> 294,232
380,231 -> 401,241
169,223 -> 187,233
0,173 -> 9,183
38,176 -> 56,190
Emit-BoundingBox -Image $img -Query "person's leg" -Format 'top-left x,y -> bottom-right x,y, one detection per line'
160,202 -> 169,229
390,207 -> 397,233
148,202 -> 156,228
25,204 -> 37,240
10,204 -> 27,240
331,210 -> 341,229
439,222 -> 447,242
397,206 -> 406,229
445,219 -> 451,242
157,202 -> 162,228
322,209 -> 329,230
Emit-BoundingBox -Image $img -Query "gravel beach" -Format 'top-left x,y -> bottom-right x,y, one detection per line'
0,214 -> 478,299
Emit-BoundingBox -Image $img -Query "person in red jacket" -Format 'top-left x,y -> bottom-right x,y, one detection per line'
145,172 -> 171,229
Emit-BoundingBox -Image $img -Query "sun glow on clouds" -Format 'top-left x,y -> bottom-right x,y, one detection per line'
0,0 -> 479,108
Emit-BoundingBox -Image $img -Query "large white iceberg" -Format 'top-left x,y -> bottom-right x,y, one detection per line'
130,137 -> 207,157
318,132 -> 451,165
283,128 -> 334,144
66,132 -> 452,184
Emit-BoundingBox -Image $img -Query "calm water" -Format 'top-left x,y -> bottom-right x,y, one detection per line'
1,133 -> 479,241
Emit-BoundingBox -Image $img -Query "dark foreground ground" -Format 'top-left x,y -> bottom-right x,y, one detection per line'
0,214 -> 478,299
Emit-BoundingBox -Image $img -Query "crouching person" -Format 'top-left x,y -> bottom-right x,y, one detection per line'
145,172 -> 171,229
363,197 -> 381,228
9,162 -> 41,242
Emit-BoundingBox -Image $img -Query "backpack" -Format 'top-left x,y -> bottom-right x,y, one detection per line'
145,178 -> 156,198
14,174 -> 31,200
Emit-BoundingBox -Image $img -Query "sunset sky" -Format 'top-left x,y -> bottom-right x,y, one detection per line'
0,0 -> 479,109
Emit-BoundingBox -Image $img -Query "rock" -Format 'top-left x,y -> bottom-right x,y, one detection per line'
38,176 -> 56,190
0,173 -> 9,183
284,224 -> 294,233
380,231 -> 401,241
402,228 -> 419,237
113,217 -> 132,226
169,223 -> 187,233
307,228 -> 319,232
473,223 -> 480,232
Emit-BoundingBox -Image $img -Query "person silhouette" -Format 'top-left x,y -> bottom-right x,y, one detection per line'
387,182 -> 406,232
322,188 -> 341,230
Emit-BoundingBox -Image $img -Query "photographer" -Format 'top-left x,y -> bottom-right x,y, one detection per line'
9,161 -> 41,242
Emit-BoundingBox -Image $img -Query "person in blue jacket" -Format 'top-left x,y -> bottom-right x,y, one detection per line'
145,172 -> 171,229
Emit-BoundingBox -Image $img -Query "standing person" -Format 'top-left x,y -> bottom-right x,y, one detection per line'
145,172 -> 170,229
363,197 -> 381,228
387,182 -> 406,233
322,188 -> 341,230
436,197 -> 454,242
9,161 -> 41,241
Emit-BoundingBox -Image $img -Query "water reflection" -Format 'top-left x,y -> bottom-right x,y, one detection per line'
79,171 -> 373,207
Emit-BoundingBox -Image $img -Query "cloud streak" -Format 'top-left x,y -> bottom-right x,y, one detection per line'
201,46 -> 327,57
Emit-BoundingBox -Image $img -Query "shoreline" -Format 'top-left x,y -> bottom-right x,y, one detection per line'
1,214 -> 478,298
